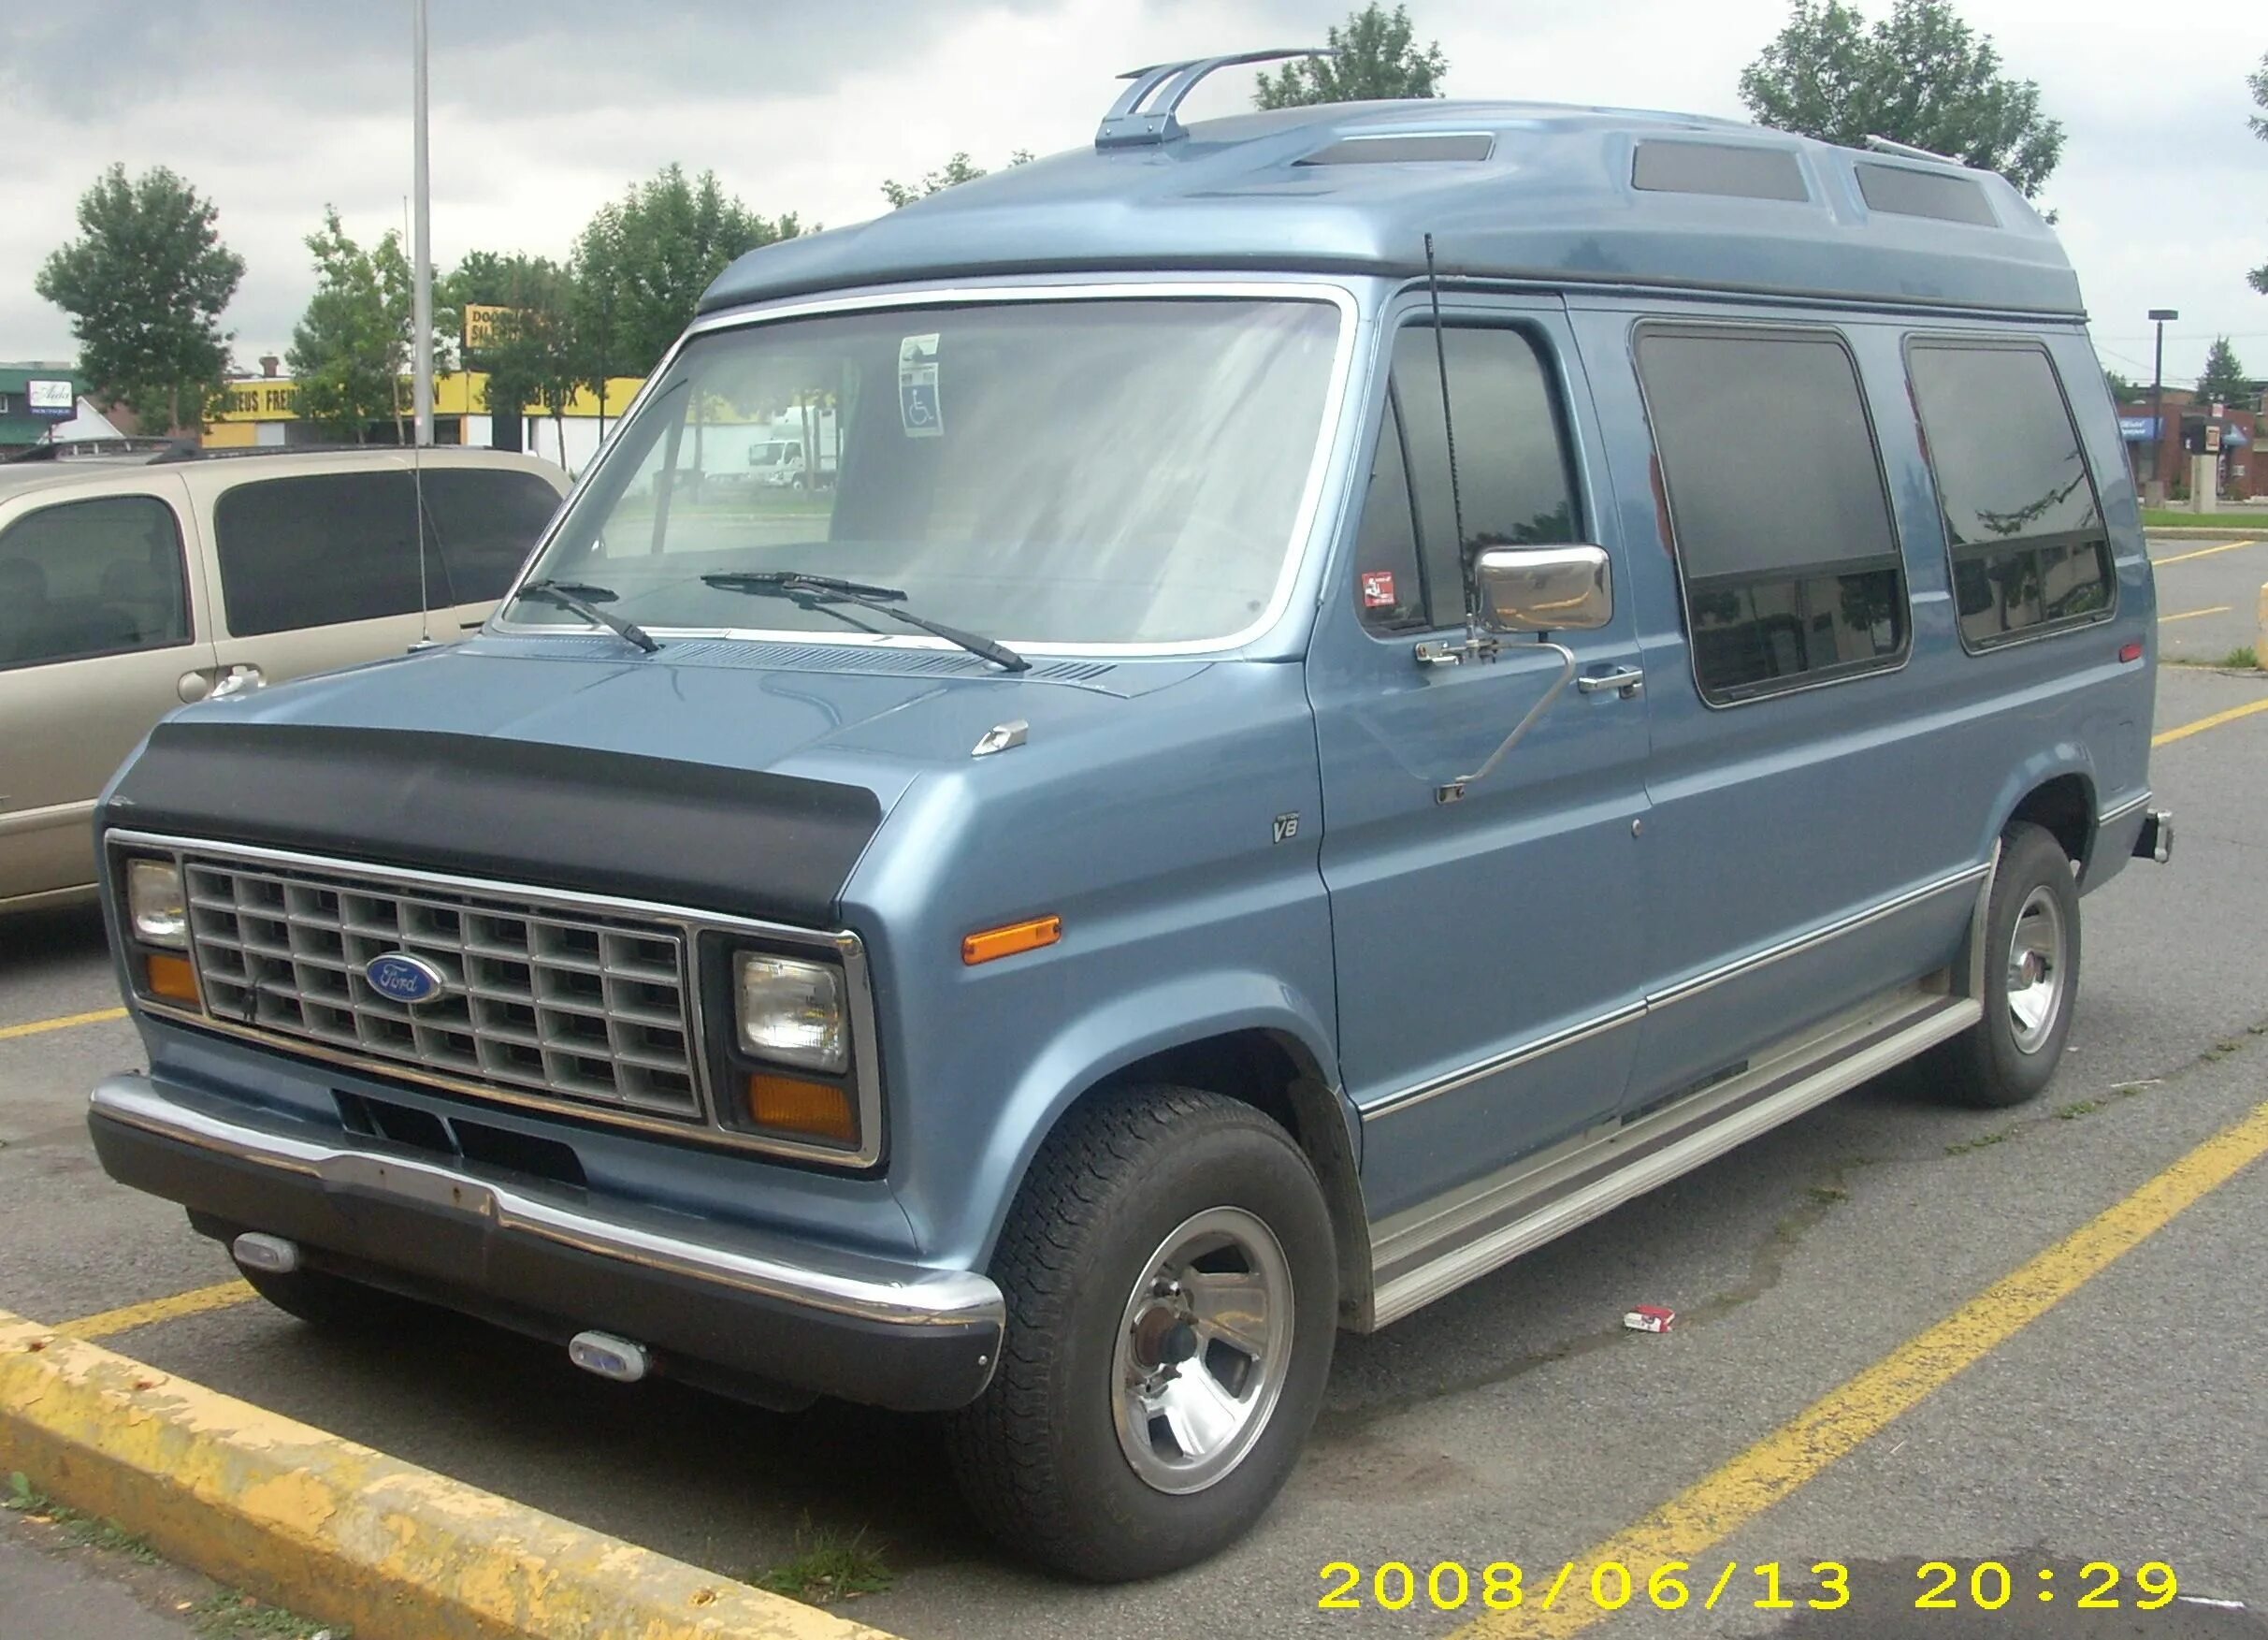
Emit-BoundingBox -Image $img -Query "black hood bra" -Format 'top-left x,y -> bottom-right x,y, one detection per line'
103,719 -> 885,928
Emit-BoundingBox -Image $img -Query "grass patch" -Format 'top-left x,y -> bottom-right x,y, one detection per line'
2057,1097 -> 2107,1120
1805,1184 -> 1848,1205
5,1471 -> 159,1563
750,1522 -> 894,1605
2142,506 -> 2268,530
2216,646 -> 2261,671
186,1589 -> 344,1640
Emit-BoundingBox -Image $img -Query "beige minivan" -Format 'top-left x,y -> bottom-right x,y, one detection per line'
0,446 -> 568,911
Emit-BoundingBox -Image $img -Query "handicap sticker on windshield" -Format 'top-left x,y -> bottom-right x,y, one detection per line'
899,333 -> 942,438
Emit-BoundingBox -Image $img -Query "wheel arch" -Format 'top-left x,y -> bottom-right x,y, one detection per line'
955,974 -> 1372,1329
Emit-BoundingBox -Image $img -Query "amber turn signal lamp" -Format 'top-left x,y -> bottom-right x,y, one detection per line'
747,1073 -> 859,1145
143,951 -> 199,1005
961,915 -> 1062,966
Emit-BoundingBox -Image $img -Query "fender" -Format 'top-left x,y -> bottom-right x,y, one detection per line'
933,967 -> 1347,1271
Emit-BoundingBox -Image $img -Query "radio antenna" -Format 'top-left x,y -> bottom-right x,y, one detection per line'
1423,233 -> 1474,641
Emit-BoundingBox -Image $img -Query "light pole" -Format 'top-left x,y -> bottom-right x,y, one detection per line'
411,0 -> 434,446
2148,307 -> 2178,506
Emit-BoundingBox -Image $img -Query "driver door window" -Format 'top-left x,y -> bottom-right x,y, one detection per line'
1354,326 -> 1582,634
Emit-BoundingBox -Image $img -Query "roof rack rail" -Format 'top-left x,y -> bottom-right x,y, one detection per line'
1096,47 -> 1334,150
1862,134 -> 1964,167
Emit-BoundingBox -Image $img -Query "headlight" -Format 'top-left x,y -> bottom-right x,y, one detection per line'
126,859 -> 188,950
734,953 -> 847,1073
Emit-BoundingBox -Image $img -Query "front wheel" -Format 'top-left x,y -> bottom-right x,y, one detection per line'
945,1085 -> 1337,1581
1938,820 -> 2081,1108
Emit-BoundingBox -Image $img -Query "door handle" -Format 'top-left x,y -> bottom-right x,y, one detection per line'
1577,665 -> 1645,700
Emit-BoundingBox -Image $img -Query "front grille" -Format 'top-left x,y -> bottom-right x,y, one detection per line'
183,856 -> 701,1120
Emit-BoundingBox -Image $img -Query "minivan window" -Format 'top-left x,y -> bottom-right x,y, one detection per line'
215,472 -> 429,635
0,495 -> 191,670
1906,341 -> 2113,648
519,297 -> 1346,646
1636,325 -> 1908,701
421,468 -> 560,603
1355,325 -> 1581,632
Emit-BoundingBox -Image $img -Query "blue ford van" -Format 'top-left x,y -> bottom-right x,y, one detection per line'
88,63 -> 2170,1580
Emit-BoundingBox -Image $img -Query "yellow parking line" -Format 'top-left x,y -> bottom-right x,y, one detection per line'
2160,604 -> 2232,623
2153,540 -> 2258,567
57,1281 -> 255,1341
1450,1096 -> 2268,1639
0,1007 -> 127,1042
2155,697 -> 2268,747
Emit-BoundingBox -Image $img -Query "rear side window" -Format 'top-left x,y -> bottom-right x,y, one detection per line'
1906,341 -> 2113,648
421,469 -> 559,602
1636,325 -> 1908,702
1353,326 -> 1581,632
214,472 -> 429,635
0,494 -> 192,670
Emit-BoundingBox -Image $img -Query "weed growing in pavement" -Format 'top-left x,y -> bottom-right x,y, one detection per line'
186,1589 -> 344,1639
2058,1098 -> 2107,1120
1943,1129 -> 2015,1155
751,1518 -> 894,1604
4,1471 -> 159,1562
1805,1184 -> 1848,1205
2219,646 -> 2261,670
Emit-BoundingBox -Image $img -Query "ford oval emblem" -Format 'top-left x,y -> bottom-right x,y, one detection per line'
364,952 -> 448,1007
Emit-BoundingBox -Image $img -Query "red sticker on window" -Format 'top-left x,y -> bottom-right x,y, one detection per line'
1361,571 -> 1398,609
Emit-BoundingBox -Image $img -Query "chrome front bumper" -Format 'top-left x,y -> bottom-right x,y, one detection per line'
88,1075 -> 1004,1411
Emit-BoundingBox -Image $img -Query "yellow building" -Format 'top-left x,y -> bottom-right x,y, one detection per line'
205,370 -> 647,473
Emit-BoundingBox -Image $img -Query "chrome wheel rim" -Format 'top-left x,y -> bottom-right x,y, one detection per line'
1109,1206 -> 1293,1496
2005,886 -> 2067,1055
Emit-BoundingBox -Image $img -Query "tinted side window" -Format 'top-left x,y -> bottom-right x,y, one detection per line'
1906,342 -> 2113,647
214,472 -> 434,635
1636,326 -> 1908,702
0,495 -> 191,670
1356,326 -> 1581,632
422,469 -> 559,603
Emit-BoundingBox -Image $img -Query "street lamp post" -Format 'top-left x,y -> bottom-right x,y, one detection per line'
2148,308 -> 2178,507
411,0 -> 434,447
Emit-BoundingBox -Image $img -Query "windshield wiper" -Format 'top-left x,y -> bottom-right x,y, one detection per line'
701,571 -> 1029,674
511,579 -> 659,654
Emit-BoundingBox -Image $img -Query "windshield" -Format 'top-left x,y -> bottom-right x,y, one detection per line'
511,295 -> 1345,647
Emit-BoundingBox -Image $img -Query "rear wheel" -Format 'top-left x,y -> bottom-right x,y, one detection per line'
1939,821 -> 2081,1108
945,1085 -> 1337,1581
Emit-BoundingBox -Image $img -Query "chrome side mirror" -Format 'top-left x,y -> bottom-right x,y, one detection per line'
1472,544 -> 1613,633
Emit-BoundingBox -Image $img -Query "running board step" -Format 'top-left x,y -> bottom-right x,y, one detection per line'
1369,990 -> 1981,1328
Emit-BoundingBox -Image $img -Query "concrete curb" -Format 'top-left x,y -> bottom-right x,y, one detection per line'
0,1311 -> 900,1640
2146,526 -> 2268,538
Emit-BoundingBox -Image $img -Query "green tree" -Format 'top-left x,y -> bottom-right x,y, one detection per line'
1254,4 -> 1447,109
2197,337 -> 2251,407
448,252 -> 579,452
287,207 -> 413,443
34,165 -> 244,433
1738,0 -> 2064,197
2104,369 -> 2143,405
880,150 -> 1033,209
570,165 -> 802,385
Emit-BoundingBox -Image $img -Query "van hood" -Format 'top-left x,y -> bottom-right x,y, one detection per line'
99,642 -> 1206,928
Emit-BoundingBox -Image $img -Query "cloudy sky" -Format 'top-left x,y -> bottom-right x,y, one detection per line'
3,0 -> 2261,385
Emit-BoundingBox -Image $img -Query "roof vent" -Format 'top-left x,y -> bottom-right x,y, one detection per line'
1298,133 -> 1495,166
1097,48 -> 1334,150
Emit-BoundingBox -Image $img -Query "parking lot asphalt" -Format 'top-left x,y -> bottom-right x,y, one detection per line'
2149,532 -> 2267,664
3,652 -> 2266,1638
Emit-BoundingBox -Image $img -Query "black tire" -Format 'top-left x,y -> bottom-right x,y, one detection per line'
1938,820 -> 2081,1108
945,1085 -> 1337,1582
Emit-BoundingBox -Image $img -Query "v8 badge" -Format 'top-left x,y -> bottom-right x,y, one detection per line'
1273,813 -> 1301,845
